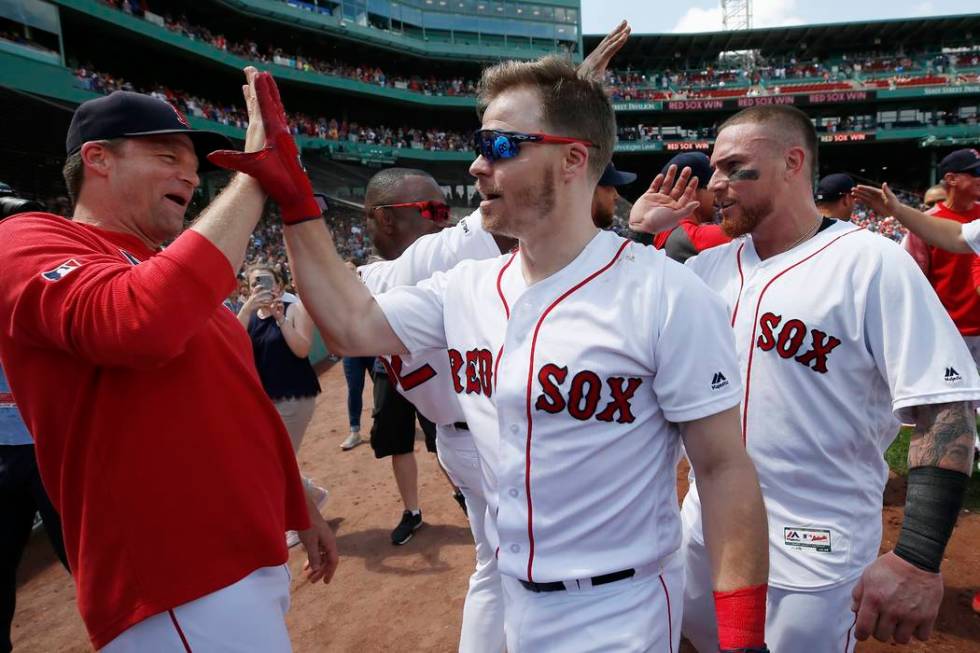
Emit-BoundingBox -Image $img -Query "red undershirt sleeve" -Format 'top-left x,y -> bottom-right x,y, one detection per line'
686,223 -> 732,251
0,215 -> 236,368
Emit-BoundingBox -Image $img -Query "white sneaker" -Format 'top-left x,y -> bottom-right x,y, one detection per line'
340,432 -> 364,450
311,485 -> 330,512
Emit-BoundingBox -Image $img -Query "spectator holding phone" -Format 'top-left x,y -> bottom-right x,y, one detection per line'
238,264 -> 326,546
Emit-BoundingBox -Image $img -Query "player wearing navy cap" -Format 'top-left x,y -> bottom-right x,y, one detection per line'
0,70 -> 338,651
591,161 -> 635,229
815,173 -> 856,221
637,152 -> 732,263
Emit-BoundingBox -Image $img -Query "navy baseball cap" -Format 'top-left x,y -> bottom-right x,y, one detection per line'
662,152 -> 712,187
938,149 -> 980,176
598,162 -> 637,187
66,91 -> 232,171
814,173 -> 856,202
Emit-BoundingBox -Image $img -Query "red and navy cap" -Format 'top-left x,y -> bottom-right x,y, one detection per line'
938,149 -> 980,176
66,91 -> 233,171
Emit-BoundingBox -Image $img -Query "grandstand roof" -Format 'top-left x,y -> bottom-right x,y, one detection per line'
584,14 -> 980,69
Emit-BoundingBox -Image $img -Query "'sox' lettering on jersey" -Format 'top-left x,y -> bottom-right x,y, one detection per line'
447,348 -> 493,397
756,311 -> 842,373
533,365 -> 643,423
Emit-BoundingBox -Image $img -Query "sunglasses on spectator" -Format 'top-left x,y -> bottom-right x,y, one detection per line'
472,129 -> 594,163
374,200 -> 451,222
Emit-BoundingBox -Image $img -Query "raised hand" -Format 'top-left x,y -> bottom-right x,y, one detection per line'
852,182 -> 900,216
578,20 -> 630,82
628,164 -> 700,235
207,67 -> 321,225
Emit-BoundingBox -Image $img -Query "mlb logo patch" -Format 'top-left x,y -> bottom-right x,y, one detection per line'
41,259 -> 82,282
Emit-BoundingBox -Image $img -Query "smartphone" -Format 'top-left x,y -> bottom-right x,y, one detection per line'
256,274 -> 274,292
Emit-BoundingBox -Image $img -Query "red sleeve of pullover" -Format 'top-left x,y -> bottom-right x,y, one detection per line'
0,213 -> 236,368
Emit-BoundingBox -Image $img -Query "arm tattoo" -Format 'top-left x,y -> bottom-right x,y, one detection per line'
908,401 -> 976,473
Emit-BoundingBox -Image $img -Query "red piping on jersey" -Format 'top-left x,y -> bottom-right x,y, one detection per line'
730,242 -> 746,327
659,574 -> 673,653
494,251 -> 518,389
168,609 -> 193,652
496,250 -> 518,319
739,229 -> 861,443
843,612 -> 857,652
522,238 -> 630,581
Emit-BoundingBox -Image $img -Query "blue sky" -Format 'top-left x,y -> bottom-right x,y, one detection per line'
582,0 -> 979,35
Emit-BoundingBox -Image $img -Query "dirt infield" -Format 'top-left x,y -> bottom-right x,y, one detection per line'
11,364 -> 980,652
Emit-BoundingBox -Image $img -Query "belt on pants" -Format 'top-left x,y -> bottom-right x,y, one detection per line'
519,568 -> 635,593
452,422 -> 469,431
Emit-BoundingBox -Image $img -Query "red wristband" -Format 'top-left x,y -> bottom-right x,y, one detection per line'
713,583 -> 767,650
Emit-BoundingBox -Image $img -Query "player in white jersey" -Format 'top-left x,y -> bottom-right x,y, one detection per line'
283,56 -> 771,652
631,105 -> 980,650
356,167 -> 509,651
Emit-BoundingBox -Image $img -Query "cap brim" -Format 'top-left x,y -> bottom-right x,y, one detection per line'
601,170 -> 637,186
123,128 -> 235,172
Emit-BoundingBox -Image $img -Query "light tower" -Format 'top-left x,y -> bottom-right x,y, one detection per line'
721,0 -> 753,31
720,0 -> 755,76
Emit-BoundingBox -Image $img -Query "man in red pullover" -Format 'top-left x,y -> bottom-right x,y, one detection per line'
0,68 -> 337,651
899,149 -> 980,365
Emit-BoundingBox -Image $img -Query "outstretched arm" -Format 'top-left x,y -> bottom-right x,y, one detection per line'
284,219 -> 407,357
206,70 -> 407,358
577,20 -> 630,82
852,183 -> 971,254
683,406 -> 769,651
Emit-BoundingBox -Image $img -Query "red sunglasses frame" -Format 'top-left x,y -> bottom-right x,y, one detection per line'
374,200 -> 451,222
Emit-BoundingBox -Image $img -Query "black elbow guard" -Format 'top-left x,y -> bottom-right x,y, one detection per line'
893,466 -> 970,573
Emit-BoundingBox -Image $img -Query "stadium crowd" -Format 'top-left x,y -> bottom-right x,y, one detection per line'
98,0 -> 478,97
74,67 -> 470,151
88,1 -> 980,104
73,63 -> 973,158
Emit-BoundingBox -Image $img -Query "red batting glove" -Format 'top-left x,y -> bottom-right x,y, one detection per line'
207,72 -> 321,225
714,583 -> 767,652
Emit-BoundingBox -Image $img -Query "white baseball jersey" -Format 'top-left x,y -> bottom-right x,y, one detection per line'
959,214 -> 980,254
376,229 -> 743,583
682,219 -> 980,590
358,209 -> 500,426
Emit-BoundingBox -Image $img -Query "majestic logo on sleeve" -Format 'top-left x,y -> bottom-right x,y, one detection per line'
756,312 -> 842,374
41,259 -> 82,282
945,367 -> 962,384
535,364 -> 643,423
711,372 -> 729,390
